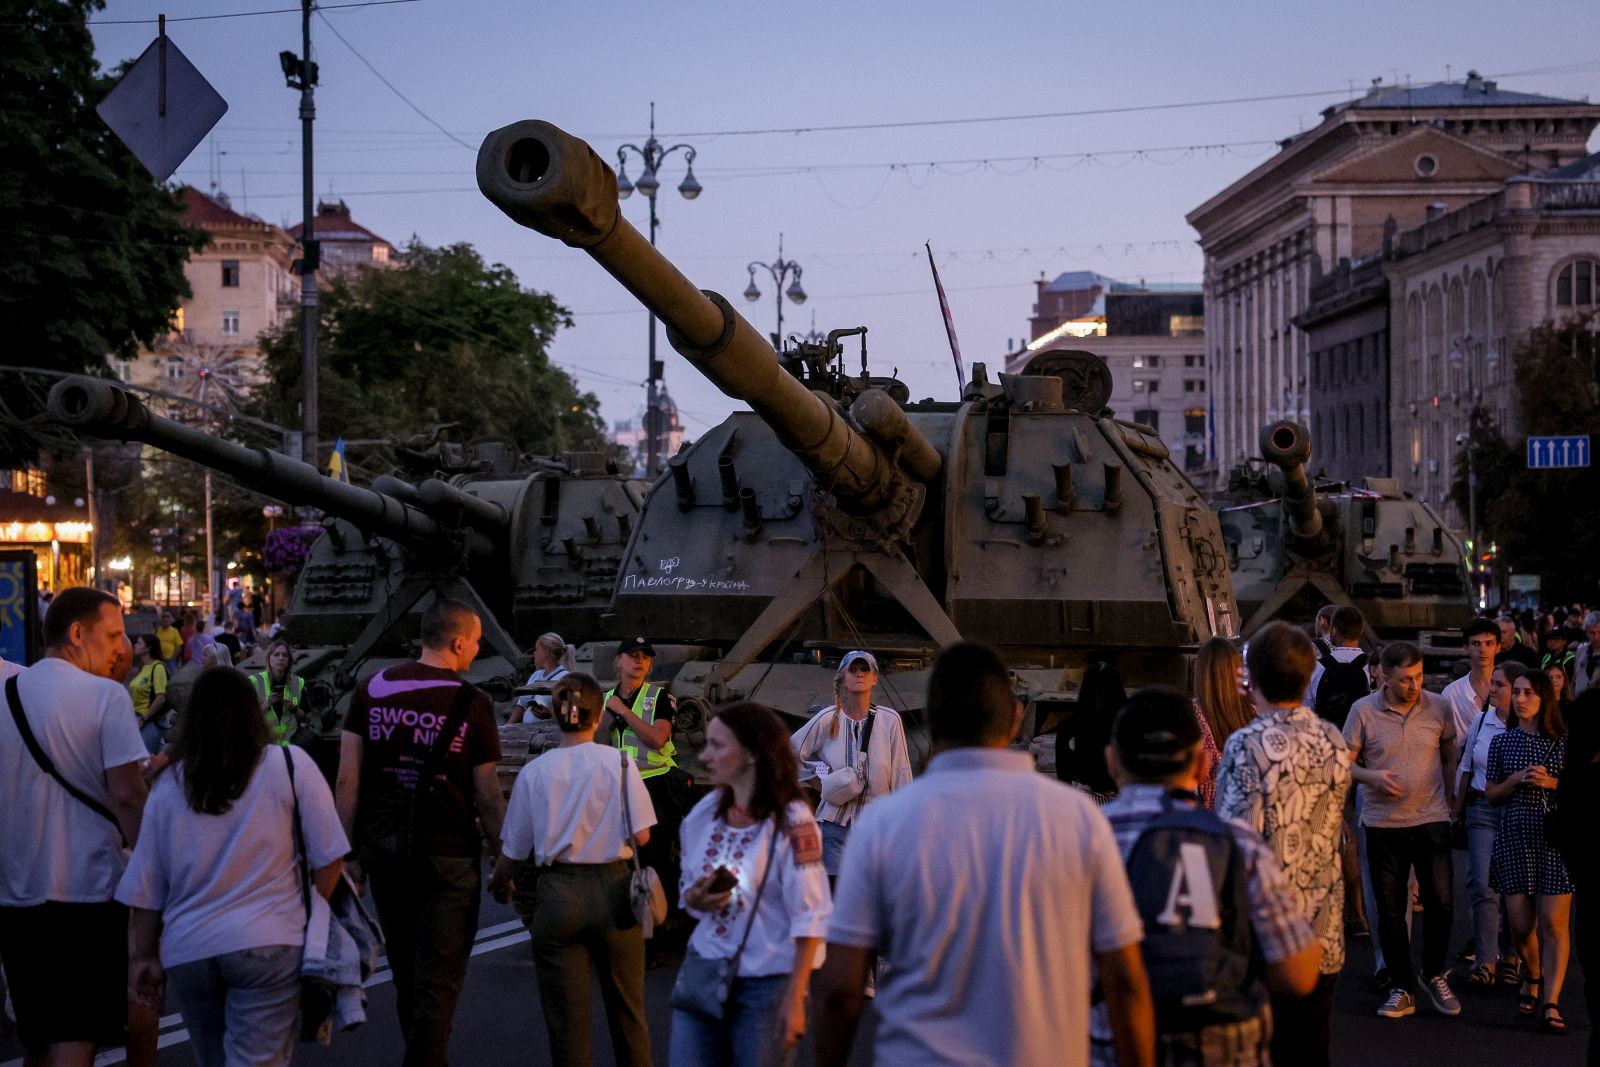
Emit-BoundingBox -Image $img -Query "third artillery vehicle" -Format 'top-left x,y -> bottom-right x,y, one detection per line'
1217,419 -> 1472,672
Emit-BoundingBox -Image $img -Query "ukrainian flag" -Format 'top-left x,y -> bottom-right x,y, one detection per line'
328,437 -> 349,483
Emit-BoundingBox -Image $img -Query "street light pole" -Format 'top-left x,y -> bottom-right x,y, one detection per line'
743,234 -> 808,349
280,0 -> 320,468
616,104 -> 700,477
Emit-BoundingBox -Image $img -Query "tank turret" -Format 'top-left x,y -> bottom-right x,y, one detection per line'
477,118 -> 1240,768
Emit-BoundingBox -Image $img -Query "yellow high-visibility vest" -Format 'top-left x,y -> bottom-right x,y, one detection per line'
604,683 -> 676,780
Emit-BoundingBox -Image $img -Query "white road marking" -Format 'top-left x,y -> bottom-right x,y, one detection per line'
0,921 -> 531,1067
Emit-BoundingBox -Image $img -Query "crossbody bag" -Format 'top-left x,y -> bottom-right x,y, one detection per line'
5,674 -> 127,848
669,820 -> 777,1021
618,748 -> 668,938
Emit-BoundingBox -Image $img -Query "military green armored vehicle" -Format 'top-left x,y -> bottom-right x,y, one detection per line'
1217,420 -> 1472,672
475,119 -> 1241,768
48,377 -> 641,766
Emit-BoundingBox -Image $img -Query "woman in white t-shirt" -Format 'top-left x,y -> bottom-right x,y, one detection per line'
671,702 -> 832,1067
790,651 -> 913,882
512,632 -> 576,724
118,667 -> 348,1067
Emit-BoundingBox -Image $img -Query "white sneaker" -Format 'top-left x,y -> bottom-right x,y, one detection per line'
1422,974 -> 1461,1016
1377,989 -> 1415,1018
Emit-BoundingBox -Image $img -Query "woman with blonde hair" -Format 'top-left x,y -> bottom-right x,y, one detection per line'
513,632 -> 577,724
790,651 -> 912,880
1192,637 -> 1252,808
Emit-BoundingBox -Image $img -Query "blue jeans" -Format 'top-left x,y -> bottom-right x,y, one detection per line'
820,820 -> 849,877
166,943 -> 302,1067
669,973 -> 794,1067
1464,794 -> 1504,965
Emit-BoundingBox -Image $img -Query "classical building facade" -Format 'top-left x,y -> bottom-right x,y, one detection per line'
1385,155 -> 1600,519
1009,283 -> 1208,472
1187,74 -> 1600,484
1294,253 -> 1391,482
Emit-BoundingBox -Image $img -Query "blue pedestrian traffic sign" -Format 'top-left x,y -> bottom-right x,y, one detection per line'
1526,435 -> 1591,469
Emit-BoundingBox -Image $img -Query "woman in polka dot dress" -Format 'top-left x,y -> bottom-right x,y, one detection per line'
670,702 -> 832,1067
1487,670 -> 1573,1035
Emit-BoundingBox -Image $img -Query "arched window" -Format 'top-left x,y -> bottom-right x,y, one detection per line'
1554,258 -> 1600,309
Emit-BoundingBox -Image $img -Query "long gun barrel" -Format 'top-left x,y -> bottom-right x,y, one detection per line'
1258,420 -> 1324,544
475,120 -> 938,511
50,378 -> 452,548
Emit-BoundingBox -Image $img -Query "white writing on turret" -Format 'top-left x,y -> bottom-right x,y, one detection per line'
621,574 -> 751,592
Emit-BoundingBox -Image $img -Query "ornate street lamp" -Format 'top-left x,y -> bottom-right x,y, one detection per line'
744,233 -> 807,348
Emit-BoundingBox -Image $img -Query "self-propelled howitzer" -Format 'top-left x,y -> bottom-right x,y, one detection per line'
48,376 -> 640,690
476,119 -> 1239,759
1217,419 -> 1471,652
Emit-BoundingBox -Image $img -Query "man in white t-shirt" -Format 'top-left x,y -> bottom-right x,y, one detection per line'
814,641 -> 1154,1067
490,672 -> 655,1067
1442,619 -> 1501,740
0,588 -> 150,1064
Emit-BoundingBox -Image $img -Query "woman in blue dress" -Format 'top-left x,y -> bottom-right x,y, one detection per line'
1486,669 -> 1572,1035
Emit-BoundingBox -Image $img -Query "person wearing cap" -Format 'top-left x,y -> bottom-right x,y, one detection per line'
1090,687 -> 1319,1066
790,650 -> 913,882
490,673 -> 656,1067
604,637 -> 690,929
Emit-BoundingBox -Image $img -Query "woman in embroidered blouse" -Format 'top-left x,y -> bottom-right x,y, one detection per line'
672,702 -> 832,1067
1486,670 -> 1573,1034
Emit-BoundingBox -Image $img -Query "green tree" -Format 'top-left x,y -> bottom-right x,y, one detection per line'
1450,314 -> 1600,603
256,241 -> 607,459
0,0 -> 208,375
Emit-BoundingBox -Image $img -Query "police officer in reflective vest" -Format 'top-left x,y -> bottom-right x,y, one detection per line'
603,636 -> 690,927
251,638 -> 307,746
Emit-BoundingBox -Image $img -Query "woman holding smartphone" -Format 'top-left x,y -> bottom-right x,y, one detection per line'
672,702 -> 831,1067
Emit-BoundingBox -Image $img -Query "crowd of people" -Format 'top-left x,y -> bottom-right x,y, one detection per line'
3,586 -> 1600,1067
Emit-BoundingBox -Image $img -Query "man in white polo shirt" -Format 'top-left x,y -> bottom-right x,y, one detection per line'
814,641 -> 1154,1067
0,588 -> 150,1064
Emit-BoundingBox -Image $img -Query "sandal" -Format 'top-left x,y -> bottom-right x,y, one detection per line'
1466,963 -> 1497,988
1518,977 -> 1542,1016
1540,1003 -> 1568,1035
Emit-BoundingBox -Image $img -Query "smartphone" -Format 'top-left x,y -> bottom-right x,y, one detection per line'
706,866 -> 738,894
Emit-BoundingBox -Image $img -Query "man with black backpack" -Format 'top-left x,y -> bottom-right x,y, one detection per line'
1307,605 -> 1371,731
1093,687 -> 1319,1066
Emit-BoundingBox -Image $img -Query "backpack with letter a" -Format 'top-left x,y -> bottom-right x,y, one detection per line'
1313,651 -> 1370,731
1110,797 -> 1262,1032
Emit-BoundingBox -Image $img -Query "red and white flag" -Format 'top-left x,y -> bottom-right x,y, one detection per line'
925,242 -> 966,393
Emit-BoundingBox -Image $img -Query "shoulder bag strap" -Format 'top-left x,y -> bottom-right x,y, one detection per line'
5,674 -> 127,847
619,748 -> 641,872
283,747 -> 312,928
727,819 -> 779,976
405,678 -> 479,847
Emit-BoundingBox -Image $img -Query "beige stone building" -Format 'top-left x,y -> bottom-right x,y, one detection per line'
1385,155 -> 1600,518
1187,74 -> 1600,484
115,187 -> 297,402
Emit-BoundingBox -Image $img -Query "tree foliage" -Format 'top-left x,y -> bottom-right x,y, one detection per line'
255,241 -> 607,458
1450,314 -> 1600,602
0,0 -> 208,375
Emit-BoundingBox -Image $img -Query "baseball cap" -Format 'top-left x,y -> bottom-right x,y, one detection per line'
840,650 -> 879,672
1111,687 -> 1202,775
621,635 -> 655,657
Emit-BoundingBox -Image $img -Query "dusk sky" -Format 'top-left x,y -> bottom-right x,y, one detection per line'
91,1 -> 1600,440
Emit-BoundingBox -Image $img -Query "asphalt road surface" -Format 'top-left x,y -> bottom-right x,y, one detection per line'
1,857 -> 1588,1066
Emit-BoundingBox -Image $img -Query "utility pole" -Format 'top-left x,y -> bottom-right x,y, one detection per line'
281,0 -> 320,467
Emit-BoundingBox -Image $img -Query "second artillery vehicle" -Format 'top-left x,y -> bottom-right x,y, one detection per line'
1217,420 -> 1472,671
474,119 -> 1242,764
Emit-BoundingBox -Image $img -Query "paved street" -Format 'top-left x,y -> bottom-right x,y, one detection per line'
1,858 -> 1588,1066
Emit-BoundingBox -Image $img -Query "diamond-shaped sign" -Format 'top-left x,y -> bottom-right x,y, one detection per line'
96,35 -> 227,182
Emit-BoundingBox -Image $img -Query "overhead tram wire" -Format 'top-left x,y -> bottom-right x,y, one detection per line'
313,7 -> 476,152
86,0 -> 420,24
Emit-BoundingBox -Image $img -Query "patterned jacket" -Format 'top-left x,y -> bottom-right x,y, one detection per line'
1215,705 -> 1351,975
